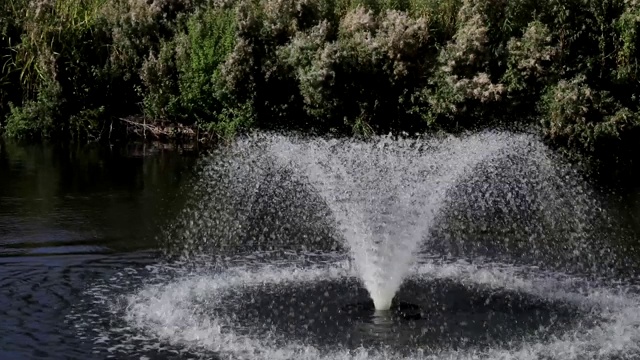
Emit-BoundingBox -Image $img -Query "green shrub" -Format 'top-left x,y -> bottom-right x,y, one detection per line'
0,0 -> 27,121
274,6 -> 434,134
615,3 -> 640,82
5,81 -> 62,139
176,7 -> 237,123
139,39 -> 181,121
140,6 -> 245,137
0,0 -> 639,158
540,75 -> 640,152
418,0 -> 505,128
501,20 -> 559,111
3,0 -> 114,139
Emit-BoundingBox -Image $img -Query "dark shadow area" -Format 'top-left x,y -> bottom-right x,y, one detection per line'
214,277 -> 590,354
0,138 -> 199,255
342,300 -> 423,320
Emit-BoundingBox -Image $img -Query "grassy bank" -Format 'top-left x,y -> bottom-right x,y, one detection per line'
1,0 -> 639,163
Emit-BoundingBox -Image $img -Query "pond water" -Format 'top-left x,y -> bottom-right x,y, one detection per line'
1,132 -> 640,360
0,139 -> 197,359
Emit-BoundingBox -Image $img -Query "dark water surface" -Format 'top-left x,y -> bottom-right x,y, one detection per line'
0,139 -> 198,359
2,136 -> 640,360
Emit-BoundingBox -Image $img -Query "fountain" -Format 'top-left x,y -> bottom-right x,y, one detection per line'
267,133 -> 519,310
69,130 -> 640,360
266,131 -> 615,310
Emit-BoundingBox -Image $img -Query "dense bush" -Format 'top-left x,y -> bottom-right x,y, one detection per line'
0,0 -> 639,162
139,6 -> 248,138
0,0 -> 27,122
2,0 -> 111,139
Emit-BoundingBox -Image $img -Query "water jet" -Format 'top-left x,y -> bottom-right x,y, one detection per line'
341,300 -> 423,320
268,132 -> 537,310
70,130 -> 640,360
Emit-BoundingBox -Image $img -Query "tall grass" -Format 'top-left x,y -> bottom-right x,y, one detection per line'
2,0 -> 110,139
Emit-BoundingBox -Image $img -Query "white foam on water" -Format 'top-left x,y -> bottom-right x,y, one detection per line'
75,255 -> 640,360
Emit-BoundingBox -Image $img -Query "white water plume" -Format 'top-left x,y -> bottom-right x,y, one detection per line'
163,130 -> 618,310
71,130 -> 640,360
268,132 -> 536,309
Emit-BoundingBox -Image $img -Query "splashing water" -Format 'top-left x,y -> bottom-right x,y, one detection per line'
164,130 -> 618,311
70,253 -> 640,360
71,130 -> 640,360
268,132 -> 553,309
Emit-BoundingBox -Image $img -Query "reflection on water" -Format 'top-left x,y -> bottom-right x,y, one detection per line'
0,138 -> 198,359
355,308 -> 402,343
0,139 -> 198,255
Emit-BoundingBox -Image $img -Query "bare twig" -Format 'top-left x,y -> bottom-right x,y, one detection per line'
118,117 -> 199,140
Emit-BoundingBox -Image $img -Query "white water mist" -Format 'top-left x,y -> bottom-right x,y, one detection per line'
269,133 -> 515,310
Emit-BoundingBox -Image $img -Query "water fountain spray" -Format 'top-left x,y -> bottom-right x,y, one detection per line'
270,133 -> 514,310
